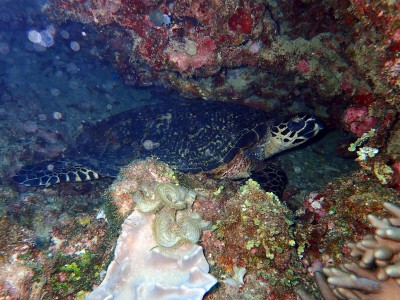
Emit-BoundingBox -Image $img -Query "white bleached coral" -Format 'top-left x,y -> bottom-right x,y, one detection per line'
223,265 -> 247,289
356,146 -> 379,161
86,211 -> 217,300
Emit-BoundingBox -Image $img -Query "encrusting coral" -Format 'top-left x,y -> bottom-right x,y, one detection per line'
298,201 -> 400,300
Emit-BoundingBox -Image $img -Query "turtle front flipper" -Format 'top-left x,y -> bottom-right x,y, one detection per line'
12,160 -> 102,187
250,164 -> 287,197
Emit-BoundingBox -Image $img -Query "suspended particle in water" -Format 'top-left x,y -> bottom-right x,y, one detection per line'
142,139 -> 159,150
53,111 -> 63,120
105,94 -> 114,101
33,43 -> 47,52
149,10 -> 171,26
22,120 -> 38,133
66,63 -> 79,74
28,28 -> 55,48
50,88 -> 61,96
60,29 -> 70,39
163,14 -> 171,25
28,30 -> 41,43
39,30 -> 54,47
46,25 -> 56,36
0,42 -> 10,55
70,41 -> 80,51
38,114 -> 47,121
102,81 -> 114,92
69,80 -> 79,90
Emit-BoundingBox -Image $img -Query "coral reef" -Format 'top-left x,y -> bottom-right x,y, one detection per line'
342,107 -> 377,138
322,201 -> 400,299
138,182 -> 210,248
103,159 -> 309,298
294,171 -> 400,270
201,179 -> 303,299
42,0 -> 352,105
89,159 -> 216,299
0,190 -> 37,299
2,0 -> 400,299
346,0 -> 400,103
298,202 -> 400,300
0,176 -> 113,299
108,158 -> 176,218
87,211 -> 216,299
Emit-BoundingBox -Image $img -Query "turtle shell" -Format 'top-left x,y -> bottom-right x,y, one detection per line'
71,99 -> 271,175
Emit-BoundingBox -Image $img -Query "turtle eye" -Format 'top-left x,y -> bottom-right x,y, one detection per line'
287,117 -> 305,131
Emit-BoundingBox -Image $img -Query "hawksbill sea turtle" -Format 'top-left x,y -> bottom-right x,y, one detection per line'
12,99 -> 323,196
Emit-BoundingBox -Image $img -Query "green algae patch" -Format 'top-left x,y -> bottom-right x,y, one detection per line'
50,251 -> 104,297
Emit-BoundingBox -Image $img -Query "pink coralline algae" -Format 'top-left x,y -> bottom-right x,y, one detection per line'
296,59 -> 310,74
386,57 -> 400,88
43,0 -> 283,99
228,7 -> 253,34
342,106 -> 377,137
302,192 -> 327,221
169,37 -> 217,72
108,158 -> 174,218
340,70 -> 355,94
391,162 -> 400,189
41,0 -> 399,142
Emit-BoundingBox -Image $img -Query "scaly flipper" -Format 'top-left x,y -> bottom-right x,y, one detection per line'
12,160 -> 102,187
250,164 -> 287,197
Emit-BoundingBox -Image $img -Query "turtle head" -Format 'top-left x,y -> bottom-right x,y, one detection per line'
263,114 -> 323,159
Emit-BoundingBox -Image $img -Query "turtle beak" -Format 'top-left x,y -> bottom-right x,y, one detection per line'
296,115 -> 323,139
